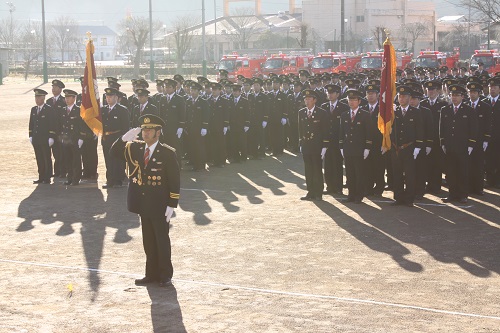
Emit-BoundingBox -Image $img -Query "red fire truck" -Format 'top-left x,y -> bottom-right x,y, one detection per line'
217,53 -> 266,82
414,51 -> 459,70
360,51 -> 413,71
260,53 -> 312,78
310,51 -> 361,74
470,49 -> 500,74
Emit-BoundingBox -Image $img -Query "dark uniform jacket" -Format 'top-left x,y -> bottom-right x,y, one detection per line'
187,97 -> 210,134
111,139 -> 180,216
159,94 -> 186,137
61,104 -> 87,145
420,97 -> 448,146
439,103 -> 478,153
465,99 -> 492,147
210,96 -> 230,133
417,105 -> 434,149
322,100 -> 349,149
391,105 -> 425,150
299,106 -> 330,155
29,104 -> 56,144
268,90 -> 288,123
102,103 -> 130,139
46,95 -> 67,137
339,108 -> 372,156
487,97 -> 500,144
230,96 -> 250,130
131,102 -> 159,128
252,91 -> 269,124
291,92 -> 305,124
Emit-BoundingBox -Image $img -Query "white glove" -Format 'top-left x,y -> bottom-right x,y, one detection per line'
483,142 -> 488,152
176,128 -> 183,139
413,147 -> 421,159
262,121 -> 267,128
29,137 -> 33,144
340,149 -> 344,158
299,146 -> 302,153
426,147 -> 431,155
442,145 -> 446,154
244,126 -> 249,132
77,139 -> 84,149
321,147 -> 327,160
48,138 -> 54,147
281,118 -> 287,126
468,146 -> 473,155
223,127 -> 228,135
381,147 -> 388,155
201,128 -> 207,136
165,206 -> 174,222
363,149 -> 369,159
122,127 -> 141,142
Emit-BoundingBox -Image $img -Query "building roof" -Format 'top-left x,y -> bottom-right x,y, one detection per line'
75,25 -> 117,36
437,15 -> 466,23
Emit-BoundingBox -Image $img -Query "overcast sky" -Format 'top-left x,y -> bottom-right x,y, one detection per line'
1,0 -> 460,32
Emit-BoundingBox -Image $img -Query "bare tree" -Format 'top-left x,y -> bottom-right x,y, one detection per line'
0,17 -> 20,61
18,21 -> 43,80
296,23 -> 309,48
169,15 -> 198,70
223,7 -> 259,49
48,16 -> 78,64
371,26 -> 387,49
400,22 -> 430,54
117,15 -> 162,76
454,0 -> 500,22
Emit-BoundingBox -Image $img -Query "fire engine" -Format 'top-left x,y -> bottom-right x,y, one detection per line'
260,53 -> 312,78
470,49 -> 500,74
414,51 -> 459,70
217,53 -> 266,82
310,51 -> 361,74
360,51 -> 413,71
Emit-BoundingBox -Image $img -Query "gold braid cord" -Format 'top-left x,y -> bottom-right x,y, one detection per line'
125,142 -> 143,185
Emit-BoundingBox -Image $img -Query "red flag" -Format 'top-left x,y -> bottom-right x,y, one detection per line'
80,36 -> 102,135
378,37 -> 396,151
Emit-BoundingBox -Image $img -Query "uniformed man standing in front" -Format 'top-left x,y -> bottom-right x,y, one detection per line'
485,77 -> 500,188
60,89 -> 86,186
29,89 -> 56,184
339,90 -> 372,203
299,89 -> 329,201
47,79 -> 67,178
388,86 -> 424,207
186,82 -> 210,171
101,87 -> 130,189
159,79 -> 186,154
111,115 -> 180,288
130,89 -> 159,129
440,85 -> 478,203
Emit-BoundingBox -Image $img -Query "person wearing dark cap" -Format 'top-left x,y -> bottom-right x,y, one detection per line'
111,114 -> 180,288
152,79 -> 164,107
408,88 -> 434,199
208,82 -> 230,167
101,87 -> 130,189
268,77 -> 288,156
47,79 -> 67,178
440,84 -> 478,203
186,82 -> 210,171
60,89 -> 86,186
228,84 -> 251,163
248,78 -> 269,159
485,77 -> 500,188
476,62 -> 488,76
219,69 -> 229,81
321,84 -> 348,194
339,90 -> 372,203
29,89 -> 56,184
131,89 -> 159,129
299,89 -> 329,201
388,86 -> 425,207
158,79 -> 186,155
287,81 -> 304,153
466,82 -> 492,195
127,79 -> 141,112
79,79 -> 99,182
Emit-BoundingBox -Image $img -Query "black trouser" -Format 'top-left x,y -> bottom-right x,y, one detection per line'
51,140 -> 64,177
426,144 -> 444,192
486,141 -> 500,187
468,144 -> 486,193
33,142 -> 52,182
81,136 -> 98,178
366,149 -> 386,195
248,121 -> 265,158
187,131 -> 206,170
209,128 -> 227,166
140,215 -> 173,281
102,134 -> 125,185
415,149 -> 429,196
63,142 -> 82,184
229,128 -> 247,162
324,146 -> 344,192
445,150 -> 469,200
269,119 -> 284,155
344,155 -> 365,201
288,121 -> 299,152
391,147 -> 416,204
303,152 -> 324,197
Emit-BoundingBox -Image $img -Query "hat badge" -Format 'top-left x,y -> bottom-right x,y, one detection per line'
144,117 -> 150,124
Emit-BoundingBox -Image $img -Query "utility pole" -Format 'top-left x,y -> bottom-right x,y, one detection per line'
214,0 -> 217,62
42,0 -> 48,83
149,0 -> 154,81
202,0 -> 207,76
340,0 -> 345,52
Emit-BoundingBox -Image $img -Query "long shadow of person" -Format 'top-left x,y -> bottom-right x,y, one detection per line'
17,184 -> 58,232
147,285 -> 187,333
314,200 -> 423,272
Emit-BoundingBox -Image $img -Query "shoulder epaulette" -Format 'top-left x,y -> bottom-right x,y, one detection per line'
160,142 -> 176,152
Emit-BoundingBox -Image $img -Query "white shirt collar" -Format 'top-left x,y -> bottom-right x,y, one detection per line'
145,140 -> 159,156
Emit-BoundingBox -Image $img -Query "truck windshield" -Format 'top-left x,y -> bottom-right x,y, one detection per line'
311,58 -> 339,69
470,56 -> 494,69
415,57 -> 438,68
219,59 -> 236,71
263,59 -> 283,69
360,57 -> 382,69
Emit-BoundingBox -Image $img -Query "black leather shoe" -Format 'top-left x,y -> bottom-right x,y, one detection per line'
344,197 -> 355,202
474,191 -> 484,196
406,202 -> 414,207
354,199 -> 363,204
390,201 -> 404,206
442,197 -> 453,203
63,181 -> 72,185
42,180 -> 51,184
102,183 -> 114,189
159,279 -> 172,287
300,195 -> 313,201
313,196 -> 323,201
33,179 -> 42,184
135,277 -> 157,285
458,198 -> 468,204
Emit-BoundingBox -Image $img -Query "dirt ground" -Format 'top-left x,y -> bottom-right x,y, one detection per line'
0,76 -> 499,333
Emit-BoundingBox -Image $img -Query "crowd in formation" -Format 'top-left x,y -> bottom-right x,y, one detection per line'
28,64 -> 500,207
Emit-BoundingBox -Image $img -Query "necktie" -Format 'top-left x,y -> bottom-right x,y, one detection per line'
140,104 -> 145,114
37,106 -> 41,114
167,95 -> 170,103
351,111 -> 355,121
330,103 -> 334,113
473,102 -> 476,110
492,99 -> 496,107
370,106 -> 373,113
454,106 -> 458,114
144,147 -> 150,167
234,98 -> 238,105
430,100 -> 434,106
67,107 -> 71,115
307,110 -> 312,118
402,108 -> 406,117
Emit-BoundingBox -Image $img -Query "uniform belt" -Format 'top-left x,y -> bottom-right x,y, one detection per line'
104,130 -> 120,136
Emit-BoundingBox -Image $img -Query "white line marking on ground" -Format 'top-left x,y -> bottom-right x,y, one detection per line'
1,258 -> 499,321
